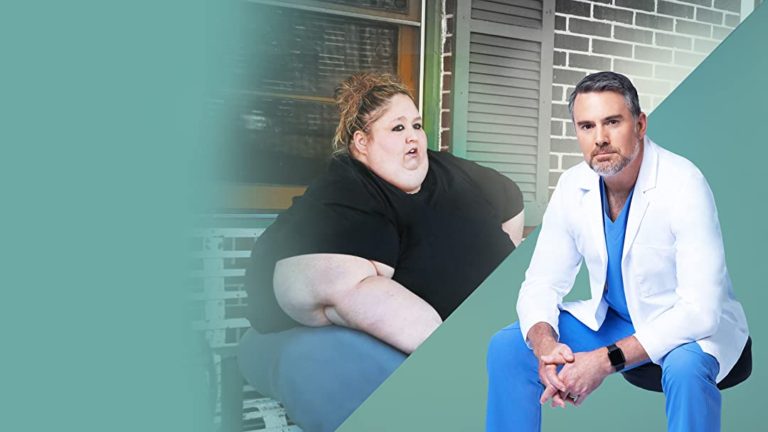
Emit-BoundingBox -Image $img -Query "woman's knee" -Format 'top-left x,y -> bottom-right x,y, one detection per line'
238,328 -> 289,398
281,327 -> 406,429
268,326 -> 405,394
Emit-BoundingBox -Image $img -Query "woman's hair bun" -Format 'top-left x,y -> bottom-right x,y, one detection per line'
332,72 -> 413,154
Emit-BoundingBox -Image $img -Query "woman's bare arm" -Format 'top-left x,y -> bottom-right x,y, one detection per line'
273,253 -> 442,353
502,209 -> 525,247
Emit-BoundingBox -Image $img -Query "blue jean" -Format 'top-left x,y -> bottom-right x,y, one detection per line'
238,326 -> 406,432
486,309 -> 720,432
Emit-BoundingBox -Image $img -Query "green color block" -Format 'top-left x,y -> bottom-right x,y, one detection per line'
2,1 -> 227,430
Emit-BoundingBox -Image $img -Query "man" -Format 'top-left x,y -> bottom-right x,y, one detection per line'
486,71 -> 749,432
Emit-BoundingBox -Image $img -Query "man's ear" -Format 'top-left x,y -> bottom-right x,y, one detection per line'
352,130 -> 369,157
636,112 -> 648,138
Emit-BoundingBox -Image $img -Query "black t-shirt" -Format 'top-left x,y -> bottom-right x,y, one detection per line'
246,150 -> 524,333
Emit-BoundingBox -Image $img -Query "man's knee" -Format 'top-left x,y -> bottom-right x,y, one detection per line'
487,323 -> 533,372
662,343 -> 719,389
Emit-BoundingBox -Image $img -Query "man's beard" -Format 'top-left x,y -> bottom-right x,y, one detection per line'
589,139 -> 641,177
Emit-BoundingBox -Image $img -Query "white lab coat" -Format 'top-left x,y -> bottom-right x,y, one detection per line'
517,137 -> 748,382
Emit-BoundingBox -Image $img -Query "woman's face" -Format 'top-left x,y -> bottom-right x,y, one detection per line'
352,94 -> 429,194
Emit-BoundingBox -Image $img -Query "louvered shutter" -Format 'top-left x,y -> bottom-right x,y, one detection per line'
452,0 -> 554,224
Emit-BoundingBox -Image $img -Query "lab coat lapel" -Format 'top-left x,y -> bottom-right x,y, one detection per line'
578,166 -> 607,271
623,137 -> 658,260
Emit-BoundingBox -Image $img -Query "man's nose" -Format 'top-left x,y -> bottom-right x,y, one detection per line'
594,126 -> 609,147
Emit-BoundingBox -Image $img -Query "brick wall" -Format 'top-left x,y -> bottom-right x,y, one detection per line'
549,0 -> 742,190
439,0 -> 456,152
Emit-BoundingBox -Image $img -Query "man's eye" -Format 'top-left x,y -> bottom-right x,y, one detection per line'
580,124 -> 593,130
608,119 -> 619,125
413,123 -> 422,130
392,125 -> 404,132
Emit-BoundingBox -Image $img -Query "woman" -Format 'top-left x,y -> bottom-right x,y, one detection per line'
239,72 -> 524,431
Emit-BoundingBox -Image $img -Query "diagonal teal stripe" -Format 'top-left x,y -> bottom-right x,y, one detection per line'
339,3 -> 768,431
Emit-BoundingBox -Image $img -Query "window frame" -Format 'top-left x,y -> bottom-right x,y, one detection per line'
449,0 -> 555,225
221,0 -> 426,212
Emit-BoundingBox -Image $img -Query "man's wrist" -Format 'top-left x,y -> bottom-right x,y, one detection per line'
533,334 -> 561,358
605,343 -> 626,373
595,347 -> 614,375
528,323 -> 558,359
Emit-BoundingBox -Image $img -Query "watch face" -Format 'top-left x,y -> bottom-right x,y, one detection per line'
608,345 -> 625,367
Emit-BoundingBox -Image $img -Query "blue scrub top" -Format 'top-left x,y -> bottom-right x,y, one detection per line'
601,178 -> 635,327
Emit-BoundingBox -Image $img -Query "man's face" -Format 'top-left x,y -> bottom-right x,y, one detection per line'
572,91 -> 646,177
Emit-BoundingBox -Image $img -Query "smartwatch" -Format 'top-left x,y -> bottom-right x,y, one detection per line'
607,344 -> 626,372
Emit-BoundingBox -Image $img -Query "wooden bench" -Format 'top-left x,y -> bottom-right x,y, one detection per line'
191,215 -> 302,431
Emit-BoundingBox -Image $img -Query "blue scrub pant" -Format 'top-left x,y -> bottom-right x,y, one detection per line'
238,326 -> 406,432
486,309 -> 721,432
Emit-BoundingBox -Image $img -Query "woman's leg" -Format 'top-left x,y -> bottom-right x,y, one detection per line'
238,325 -> 406,432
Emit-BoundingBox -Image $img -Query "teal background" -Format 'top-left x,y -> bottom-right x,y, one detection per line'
2,1 -> 224,430
339,3 -> 768,431
4,1 -> 766,431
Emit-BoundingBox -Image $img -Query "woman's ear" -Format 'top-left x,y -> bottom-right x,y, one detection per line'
352,130 -> 369,157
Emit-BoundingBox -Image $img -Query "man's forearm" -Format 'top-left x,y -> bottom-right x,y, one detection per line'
327,275 -> 442,354
588,334 -> 650,375
615,335 -> 650,367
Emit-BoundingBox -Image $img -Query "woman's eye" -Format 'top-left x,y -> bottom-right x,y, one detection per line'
392,125 -> 404,132
413,123 -> 422,130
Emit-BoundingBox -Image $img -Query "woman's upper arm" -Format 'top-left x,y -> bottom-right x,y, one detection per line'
272,253 -> 393,325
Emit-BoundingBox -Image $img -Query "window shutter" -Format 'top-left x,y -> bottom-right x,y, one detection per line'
451,0 -> 555,224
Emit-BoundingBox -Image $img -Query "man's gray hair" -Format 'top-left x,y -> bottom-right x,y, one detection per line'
567,71 -> 641,119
